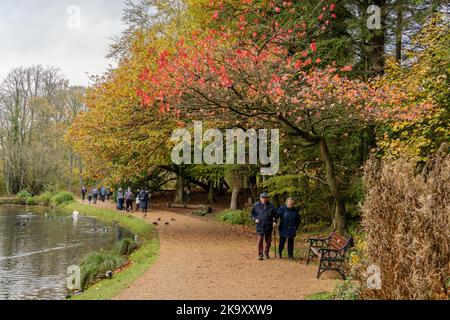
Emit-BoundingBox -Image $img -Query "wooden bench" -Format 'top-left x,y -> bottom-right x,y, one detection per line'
307,232 -> 353,279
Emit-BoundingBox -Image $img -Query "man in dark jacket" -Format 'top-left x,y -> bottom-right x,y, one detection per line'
139,188 -> 148,213
277,198 -> 301,259
251,193 -> 277,260
81,186 -> 87,202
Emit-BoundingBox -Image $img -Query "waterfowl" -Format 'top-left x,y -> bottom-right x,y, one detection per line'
152,222 -> 158,226
165,222 -> 170,226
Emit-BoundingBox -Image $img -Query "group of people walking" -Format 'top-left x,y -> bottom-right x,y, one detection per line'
81,186 -> 111,204
251,193 -> 301,261
116,188 -> 150,214
81,185 -> 151,215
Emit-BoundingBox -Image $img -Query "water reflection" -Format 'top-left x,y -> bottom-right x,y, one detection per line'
0,206 -> 129,300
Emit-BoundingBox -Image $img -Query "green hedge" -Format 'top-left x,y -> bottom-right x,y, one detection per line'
13,190 -> 75,207
33,192 -> 54,206
51,191 -> 74,206
219,209 -> 253,226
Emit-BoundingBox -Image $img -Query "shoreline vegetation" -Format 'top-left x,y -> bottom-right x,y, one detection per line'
0,195 -> 160,300
62,203 -> 159,300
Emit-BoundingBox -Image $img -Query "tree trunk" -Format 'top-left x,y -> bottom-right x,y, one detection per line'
174,165 -> 186,204
69,153 -> 73,193
78,156 -> 84,189
319,138 -> 347,233
395,5 -> 403,63
367,0 -> 387,76
208,180 -> 215,204
229,188 -> 240,211
273,194 -> 280,208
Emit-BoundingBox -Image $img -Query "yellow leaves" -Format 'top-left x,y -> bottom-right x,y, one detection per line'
391,121 -> 408,132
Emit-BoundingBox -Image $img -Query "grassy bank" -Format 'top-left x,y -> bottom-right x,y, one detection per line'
0,197 -> 22,205
60,202 -> 160,300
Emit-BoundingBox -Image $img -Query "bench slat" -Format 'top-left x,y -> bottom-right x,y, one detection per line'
330,233 -> 348,250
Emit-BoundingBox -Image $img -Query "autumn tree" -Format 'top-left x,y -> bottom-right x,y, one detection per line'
376,13 -> 449,161
0,65 -> 82,194
135,0 -> 431,232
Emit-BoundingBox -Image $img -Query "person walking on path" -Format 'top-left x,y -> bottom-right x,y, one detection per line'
184,185 -> 192,203
139,188 -> 148,213
145,189 -> 151,212
125,188 -> 134,212
81,186 -> 87,202
92,187 -> 99,205
117,188 -> 125,211
277,198 -> 301,260
136,189 -> 141,213
251,193 -> 277,261
100,187 -> 106,202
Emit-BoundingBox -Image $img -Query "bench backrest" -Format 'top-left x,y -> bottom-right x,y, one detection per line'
330,233 -> 352,251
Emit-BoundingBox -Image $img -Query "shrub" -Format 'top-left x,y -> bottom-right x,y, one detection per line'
51,191 -> 74,206
17,190 -> 32,204
332,277 -> 362,300
25,197 -> 38,206
33,191 -> 55,206
219,209 -> 253,226
80,252 -> 126,289
360,145 -> 450,300
114,238 -> 138,256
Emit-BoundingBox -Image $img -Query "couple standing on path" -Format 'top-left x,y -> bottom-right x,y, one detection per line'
252,193 -> 301,261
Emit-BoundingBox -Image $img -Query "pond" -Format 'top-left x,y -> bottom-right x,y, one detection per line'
0,205 -> 131,300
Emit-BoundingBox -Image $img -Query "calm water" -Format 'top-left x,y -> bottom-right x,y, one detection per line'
0,205 -> 129,300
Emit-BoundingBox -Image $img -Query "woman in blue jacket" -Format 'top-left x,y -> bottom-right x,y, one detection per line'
277,198 -> 301,259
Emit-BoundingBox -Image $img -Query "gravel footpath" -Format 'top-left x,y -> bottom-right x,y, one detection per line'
105,206 -> 338,300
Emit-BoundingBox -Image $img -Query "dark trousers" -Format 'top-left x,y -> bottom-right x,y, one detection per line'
117,199 -> 124,211
257,233 -> 272,256
126,199 -> 133,212
279,237 -> 295,258
82,193 -> 86,201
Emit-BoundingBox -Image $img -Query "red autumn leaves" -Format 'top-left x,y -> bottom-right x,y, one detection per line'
135,0 -> 430,125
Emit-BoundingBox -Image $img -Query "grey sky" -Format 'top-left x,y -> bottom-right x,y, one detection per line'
0,0 -> 127,86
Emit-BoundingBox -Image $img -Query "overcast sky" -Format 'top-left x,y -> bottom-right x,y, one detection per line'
0,0 -> 127,86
